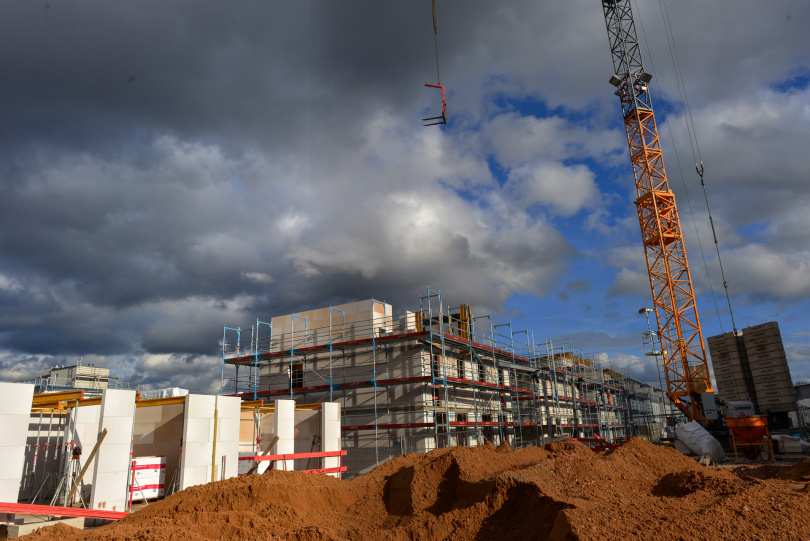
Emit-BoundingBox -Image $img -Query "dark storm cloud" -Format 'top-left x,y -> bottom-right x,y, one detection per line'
0,1 -> 808,393
0,2 -> 440,152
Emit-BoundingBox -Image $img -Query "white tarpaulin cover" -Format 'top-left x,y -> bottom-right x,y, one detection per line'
139,387 -> 189,400
675,421 -> 725,463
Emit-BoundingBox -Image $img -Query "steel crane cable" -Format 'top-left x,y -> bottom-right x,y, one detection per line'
659,0 -> 701,165
659,0 -> 739,334
659,1 -> 738,334
432,0 -> 441,85
631,0 -> 725,332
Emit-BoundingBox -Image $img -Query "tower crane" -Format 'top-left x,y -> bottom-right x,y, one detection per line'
599,0 -> 714,422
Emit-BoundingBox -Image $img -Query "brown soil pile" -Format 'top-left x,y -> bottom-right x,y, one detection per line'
21,438 -> 810,541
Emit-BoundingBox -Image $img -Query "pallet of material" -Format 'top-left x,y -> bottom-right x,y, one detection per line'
756,389 -> 797,402
714,374 -> 746,384
743,322 -> 779,332
751,358 -> 788,372
754,378 -> 795,389
713,366 -> 742,378
746,334 -> 785,343
717,388 -> 751,401
712,361 -> 744,370
756,399 -> 796,411
747,337 -> 785,345
709,341 -> 743,350
744,327 -> 781,337
747,354 -> 788,365
746,343 -> 783,352
711,359 -> 743,368
715,379 -> 749,391
711,349 -> 742,357
713,367 -> 746,378
747,348 -> 786,359
710,349 -> 745,358
754,372 -> 795,385
745,325 -> 781,334
757,392 -> 796,403
749,364 -> 791,378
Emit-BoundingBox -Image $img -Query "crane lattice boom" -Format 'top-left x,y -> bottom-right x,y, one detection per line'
600,0 -> 713,421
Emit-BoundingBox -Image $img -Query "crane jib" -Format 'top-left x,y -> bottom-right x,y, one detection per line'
600,0 -> 714,423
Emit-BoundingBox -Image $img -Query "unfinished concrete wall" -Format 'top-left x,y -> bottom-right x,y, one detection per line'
321,403 -> 341,476
179,394 -> 216,490
270,300 -> 393,351
273,399 -> 295,471
178,394 -> 241,490
215,395 -> 241,480
90,389 -> 136,511
0,383 -> 34,503
132,402 -> 184,494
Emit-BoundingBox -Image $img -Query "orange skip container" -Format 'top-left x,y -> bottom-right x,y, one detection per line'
725,415 -> 775,461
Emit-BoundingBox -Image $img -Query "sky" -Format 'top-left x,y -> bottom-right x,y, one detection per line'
0,1 -> 808,394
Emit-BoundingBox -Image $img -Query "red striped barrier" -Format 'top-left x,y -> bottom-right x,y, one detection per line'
0,502 -> 128,520
239,450 -> 347,462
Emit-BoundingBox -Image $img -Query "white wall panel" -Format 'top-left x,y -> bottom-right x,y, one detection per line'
321,402 -> 341,477
273,400 -> 295,471
214,395 -> 241,480
178,395 -> 216,490
90,389 -> 136,512
0,383 -> 34,503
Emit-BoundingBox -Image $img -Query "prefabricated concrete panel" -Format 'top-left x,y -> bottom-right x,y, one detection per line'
273,400 -> 295,471
90,389 -> 136,512
321,403 -> 341,477
73,403 -> 102,504
179,394 -> 216,490
0,383 -> 34,503
214,395 -> 241,480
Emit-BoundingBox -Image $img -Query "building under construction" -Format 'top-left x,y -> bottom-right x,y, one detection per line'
17,363 -> 129,397
222,289 -> 681,472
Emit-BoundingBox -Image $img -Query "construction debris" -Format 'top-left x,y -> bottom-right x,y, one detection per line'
19,438 -> 810,540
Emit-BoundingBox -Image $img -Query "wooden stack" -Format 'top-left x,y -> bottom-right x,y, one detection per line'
742,322 -> 797,413
707,331 -> 753,403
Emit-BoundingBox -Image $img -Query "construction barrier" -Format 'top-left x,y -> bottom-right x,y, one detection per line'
0,501 -> 128,521
238,450 -> 347,475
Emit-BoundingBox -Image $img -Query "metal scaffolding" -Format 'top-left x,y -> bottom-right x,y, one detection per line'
220,288 -> 676,466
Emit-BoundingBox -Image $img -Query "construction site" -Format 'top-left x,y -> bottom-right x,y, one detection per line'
220,293 -> 682,476
1,0 -> 809,539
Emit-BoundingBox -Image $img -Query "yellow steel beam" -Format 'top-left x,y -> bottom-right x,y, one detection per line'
32,390 -> 85,404
240,400 -> 264,410
136,396 -> 187,408
240,402 -> 322,414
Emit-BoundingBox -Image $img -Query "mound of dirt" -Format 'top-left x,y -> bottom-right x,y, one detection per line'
654,470 -> 743,497
20,438 -> 810,541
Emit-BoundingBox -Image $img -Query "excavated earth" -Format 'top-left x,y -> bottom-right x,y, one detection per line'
22,438 -> 810,540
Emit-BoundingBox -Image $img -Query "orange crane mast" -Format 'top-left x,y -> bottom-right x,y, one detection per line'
599,0 -> 714,422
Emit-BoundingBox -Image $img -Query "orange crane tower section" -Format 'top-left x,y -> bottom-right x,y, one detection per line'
600,0 -> 713,421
